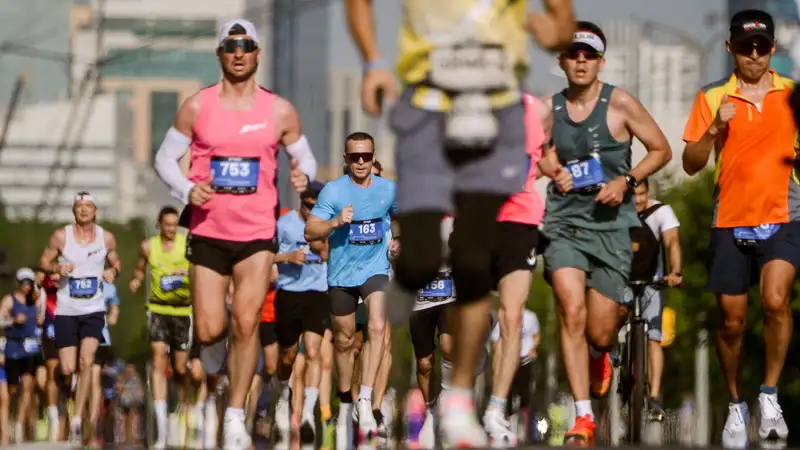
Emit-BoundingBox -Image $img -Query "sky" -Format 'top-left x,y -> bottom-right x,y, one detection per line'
325,0 -> 730,92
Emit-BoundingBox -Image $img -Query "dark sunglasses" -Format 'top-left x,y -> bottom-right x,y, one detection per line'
345,152 -> 375,164
732,39 -> 773,57
219,38 -> 258,54
302,201 -> 316,210
562,48 -> 602,60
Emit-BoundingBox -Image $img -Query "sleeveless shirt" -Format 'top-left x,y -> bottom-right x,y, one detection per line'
147,234 -> 191,316
5,294 -> 39,359
543,83 -> 639,231
188,84 -> 281,242
56,225 -> 107,316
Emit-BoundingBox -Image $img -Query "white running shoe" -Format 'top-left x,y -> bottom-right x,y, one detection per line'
483,408 -> 517,448
300,410 -> 317,444
418,409 -> 436,449
438,391 -> 488,449
69,417 -> 83,446
203,402 -> 218,450
759,392 -> 789,441
274,396 -> 291,442
222,413 -> 252,450
354,397 -> 378,445
337,402 -> 356,450
722,402 -> 749,449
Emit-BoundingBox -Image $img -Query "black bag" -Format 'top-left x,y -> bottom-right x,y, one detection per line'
628,203 -> 665,283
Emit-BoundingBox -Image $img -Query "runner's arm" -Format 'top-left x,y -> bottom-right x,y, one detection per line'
536,97 -> 562,178
39,229 -> 66,274
682,91 -> 717,175
346,0 -> 381,64
154,94 -> 198,204
107,284 -> 121,326
0,295 -> 12,328
305,186 -> 343,241
277,97 -> 317,181
662,227 -> 682,275
131,240 -> 150,286
105,231 -> 122,276
618,89 -> 672,182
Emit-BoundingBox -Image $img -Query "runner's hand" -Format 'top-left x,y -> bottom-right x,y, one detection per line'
173,268 -> 188,276
552,166 -> 573,192
129,278 -> 141,293
389,238 -> 401,258
290,159 -> 308,194
361,68 -> 397,117
595,176 -> 627,206
14,312 -> 26,324
103,268 -> 117,284
190,177 -> 214,207
336,204 -> 354,228
712,95 -> 735,134
288,249 -> 306,265
666,272 -> 683,288
57,264 -> 74,277
526,9 -> 576,52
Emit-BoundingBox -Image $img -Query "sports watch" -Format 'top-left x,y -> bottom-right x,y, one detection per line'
624,174 -> 638,190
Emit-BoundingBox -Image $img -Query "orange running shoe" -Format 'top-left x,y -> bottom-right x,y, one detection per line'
590,350 -> 612,397
565,414 -> 596,446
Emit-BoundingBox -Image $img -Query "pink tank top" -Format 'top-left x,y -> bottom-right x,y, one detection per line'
497,94 -> 545,225
188,84 -> 280,242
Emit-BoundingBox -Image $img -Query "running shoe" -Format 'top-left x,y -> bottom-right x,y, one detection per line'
438,390 -> 488,448
320,418 -> 336,450
647,397 -> 666,422
222,412 -> 252,450
483,407 -> 517,448
354,397 -> 378,445
759,393 -> 788,441
300,410 -> 316,444
722,402 -> 749,449
564,414 -> 596,446
336,402 -> 356,450
589,350 -> 612,397
274,395 -> 291,442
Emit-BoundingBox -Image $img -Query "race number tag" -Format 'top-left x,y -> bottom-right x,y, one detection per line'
23,338 -> 40,353
429,43 -> 511,92
565,153 -> 604,192
302,245 -> 323,264
733,224 -> 781,246
160,275 -> 184,292
210,156 -> 260,194
46,324 -> 55,339
70,277 -> 98,298
349,219 -> 384,245
418,272 -> 454,299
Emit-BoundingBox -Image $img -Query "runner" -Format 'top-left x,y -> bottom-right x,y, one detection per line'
35,268 -> 62,442
38,191 -> 122,444
0,336 -> 7,447
305,131 -> 396,445
626,178 -> 682,421
130,206 -> 193,449
483,93 -> 548,446
345,0 -> 576,445
0,267 -> 42,443
256,264 -> 279,440
272,181 -> 328,444
538,22 -> 672,445
682,9 -> 795,447
90,275 -> 120,447
153,19 -> 316,449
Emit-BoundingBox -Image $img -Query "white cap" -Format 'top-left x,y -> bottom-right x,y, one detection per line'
74,191 -> 95,206
16,267 -> 35,283
217,19 -> 260,47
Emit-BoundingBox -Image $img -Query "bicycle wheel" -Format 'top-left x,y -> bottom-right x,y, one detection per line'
628,322 -> 647,444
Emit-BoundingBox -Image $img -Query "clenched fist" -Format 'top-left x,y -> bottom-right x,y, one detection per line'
335,204 -> 354,228
712,95 -> 736,134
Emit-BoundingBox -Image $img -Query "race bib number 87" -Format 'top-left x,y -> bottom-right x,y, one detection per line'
566,153 -> 604,192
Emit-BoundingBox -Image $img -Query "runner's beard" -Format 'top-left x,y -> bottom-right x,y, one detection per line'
222,62 -> 259,83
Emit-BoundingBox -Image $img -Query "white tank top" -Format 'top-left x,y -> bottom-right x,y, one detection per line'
56,225 -> 107,316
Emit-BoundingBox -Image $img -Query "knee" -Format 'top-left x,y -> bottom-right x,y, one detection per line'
195,319 -> 226,345
279,350 -> 296,368
587,327 -> 616,352
762,288 -> 791,316
304,343 -> 320,362
394,212 -> 446,290
231,313 -> 259,342
152,352 -> 168,370
190,363 -> 205,382
559,301 -> 586,334
367,319 -> 386,340
719,311 -> 746,339
79,354 -> 94,372
173,364 -> 188,378
417,355 -> 434,377
60,362 -> 75,378
499,307 -> 523,338
22,375 -> 34,392
335,331 -> 355,353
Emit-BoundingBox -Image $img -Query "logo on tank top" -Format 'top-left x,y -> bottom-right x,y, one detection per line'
239,121 -> 268,134
88,248 -> 103,257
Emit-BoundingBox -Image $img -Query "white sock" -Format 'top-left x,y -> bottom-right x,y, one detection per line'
575,399 -> 594,419
280,380 -> 290,401
303,387 -> 319,417
224,407 -> 245,422
154,400 -> 168,442
358,385 -> 373,401
47,405 -> 59,425
440,358 -> 453,391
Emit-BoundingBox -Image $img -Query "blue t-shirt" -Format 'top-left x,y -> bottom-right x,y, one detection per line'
276,210 -> 328,293
101,282 -> 120,347
311,175 -> 397,287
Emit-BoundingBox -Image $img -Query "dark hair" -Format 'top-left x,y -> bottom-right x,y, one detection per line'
373,160 -> 383,175
576,20 -> 607,49
640,178 -> 650,190
158,206 -> 180,222
301,181 -> 325,200
344,132 -> 375,152
343,165 -> 349,175
229,23 -> 247,36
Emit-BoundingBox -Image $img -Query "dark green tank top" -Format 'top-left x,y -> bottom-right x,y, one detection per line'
542,83 -> 639,231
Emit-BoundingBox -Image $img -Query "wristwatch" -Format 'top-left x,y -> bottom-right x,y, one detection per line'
624,174 -> 638,190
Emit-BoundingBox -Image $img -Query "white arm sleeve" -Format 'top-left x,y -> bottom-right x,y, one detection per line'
284,135 -> 317,181
154,127 -> 194,204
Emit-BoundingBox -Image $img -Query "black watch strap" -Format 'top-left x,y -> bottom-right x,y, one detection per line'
625,174 -> 638,190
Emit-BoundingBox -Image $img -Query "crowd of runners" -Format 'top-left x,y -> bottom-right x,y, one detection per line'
0,2 -> 798,449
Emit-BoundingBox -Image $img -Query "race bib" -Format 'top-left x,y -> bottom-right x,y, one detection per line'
160,275 -> 184,292
733,224 -> 781,246
210,156 -> 260,194
70,277 -> 98,298
23,337 -> 40,353
419,272 -> 454,299
566,153 -> 604,192
302,245 -> 323,264
429,43 -> 511,93
46,324 -> 55,339
349,219 -> 384,245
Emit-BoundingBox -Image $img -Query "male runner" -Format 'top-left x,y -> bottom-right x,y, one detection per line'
272,181 -> 329,443
90,275 -> 119,446
305,131 -> 396,445
538,22 -> 672,444
153,19 -> 316,449
483,93 -> 548,446
38,191 -> 122,444
682,9 -> 796,447
0,268 -> 42,443
130,206 -> 193,449
345,0 -> 576,445
627,179 -> 682,421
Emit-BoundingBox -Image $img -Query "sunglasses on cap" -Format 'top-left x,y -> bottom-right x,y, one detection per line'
731,38 -> 773,57
345,152 -> 375,164
219,37 -> 258,54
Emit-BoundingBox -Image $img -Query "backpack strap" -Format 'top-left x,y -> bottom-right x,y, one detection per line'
639,202 -> 666,221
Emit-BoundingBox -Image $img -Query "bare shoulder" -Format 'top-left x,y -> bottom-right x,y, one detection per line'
274,96 -> 299,122
540,95 -> 554,110
50,228 -> 67,248
104,229 -> 117,245
140,238 -> 151,254
609,87 -> 647,116
175,91 -> 202,135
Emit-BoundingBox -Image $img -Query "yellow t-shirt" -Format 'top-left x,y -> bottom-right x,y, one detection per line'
147,234 -> 191,316
397,0 -> 528,111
